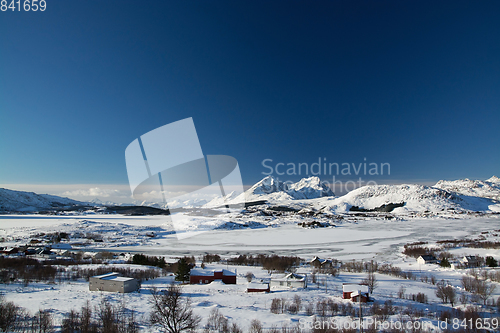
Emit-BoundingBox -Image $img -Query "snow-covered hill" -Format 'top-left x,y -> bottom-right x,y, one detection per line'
0,188 -> 85,212
310,177 -> 500,215
434,176 -> 500,200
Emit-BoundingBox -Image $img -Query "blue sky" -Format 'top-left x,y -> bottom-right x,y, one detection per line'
1,1 -> 499,201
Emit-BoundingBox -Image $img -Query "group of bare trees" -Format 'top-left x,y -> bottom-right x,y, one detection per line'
0,295 -> 53,333
226,255 -> 302,273
203,308 -> 242,333
461,274 -> 497,305
435,280 -> 457,306
61,299 -> 139,333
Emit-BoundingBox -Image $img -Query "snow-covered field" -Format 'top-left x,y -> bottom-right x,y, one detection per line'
2,261 -> 500,331
1,214 -> 500,331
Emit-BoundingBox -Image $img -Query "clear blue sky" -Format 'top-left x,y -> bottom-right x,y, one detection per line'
1,1 -> 499,195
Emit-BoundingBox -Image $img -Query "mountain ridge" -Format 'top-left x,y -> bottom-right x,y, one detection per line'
1,175 -> 499,214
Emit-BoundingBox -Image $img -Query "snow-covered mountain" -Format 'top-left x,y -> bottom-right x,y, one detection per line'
2,175 -> 499,215
311,177 -> 500,215
204,176 -> 335,207
288,177 -> 335,199
434,176 -> 500,200
0,188 -> 85,212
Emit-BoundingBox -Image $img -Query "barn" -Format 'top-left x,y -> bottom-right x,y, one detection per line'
342,283 -> 369,302
247,283 -> 270,293
189,269 -> 237,284
89,272 -> 139,293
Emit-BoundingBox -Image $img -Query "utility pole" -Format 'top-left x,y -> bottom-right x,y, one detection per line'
359,290 -> 363,333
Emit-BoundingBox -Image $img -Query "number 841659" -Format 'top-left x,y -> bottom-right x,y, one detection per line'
1,0 -> 47,11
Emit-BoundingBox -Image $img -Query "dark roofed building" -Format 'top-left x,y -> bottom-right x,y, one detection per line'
417,255 -> 438,265
189,269 -> 236,284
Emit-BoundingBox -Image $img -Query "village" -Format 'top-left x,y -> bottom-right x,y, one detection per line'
1,237 -> 500,332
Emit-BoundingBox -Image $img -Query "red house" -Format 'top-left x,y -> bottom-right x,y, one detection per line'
247,283 -> 270,293
189,269 -> 236,284
342,283 -> 369,302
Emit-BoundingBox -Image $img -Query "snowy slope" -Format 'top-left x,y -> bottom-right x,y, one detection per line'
434,176 -> 500,200
313,182 -> 500,214
0,188 -> 85,212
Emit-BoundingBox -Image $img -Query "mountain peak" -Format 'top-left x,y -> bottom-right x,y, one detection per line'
487,175 -> 499,183
288,176 -> 334,199
248,175 -> 289,195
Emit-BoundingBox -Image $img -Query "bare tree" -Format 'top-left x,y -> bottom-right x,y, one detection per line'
397,285 -> 406,299
362,271 -> 378,294
459,293 -> 468,306
248,319 -> 262,333
476,280 -> 496,305
270,298 -> 282,314
0,296 -> 22,333
245,272 -> 254,283
31,309 -> 54,333
150,284 -> 201,333
292,295 -> 302,313
436,280 -> 456,306
230,322 -> 242,333
204,308 -> 228,333
444,286 -> 456,307
436,280 -> 448,304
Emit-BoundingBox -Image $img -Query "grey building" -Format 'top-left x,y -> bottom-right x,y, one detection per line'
89,272 -> 139,293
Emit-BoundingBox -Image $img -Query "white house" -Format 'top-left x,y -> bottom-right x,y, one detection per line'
417,255 -> 438,265
462,256 -> 480,268
270,273 -> 307,289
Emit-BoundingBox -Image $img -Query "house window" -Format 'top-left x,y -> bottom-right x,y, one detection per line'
280,282 -> 284,286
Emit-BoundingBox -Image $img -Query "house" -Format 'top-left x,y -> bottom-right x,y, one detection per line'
89,272 -> 139,293
462,256 -> 480,268
24,248 -> 37,256
189,269 -> 236,284
342,283 -> 369,302
310,257 -> 333,269
450,261 -> 463,270
0,247 -> 19,255
51,243 -> 72,250
270,273 -> 307,289
417,255 -> 438,265
247,282 -> 270,293
35,248 -> 56,259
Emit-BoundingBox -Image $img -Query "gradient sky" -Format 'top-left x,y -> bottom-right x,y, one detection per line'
1,1 -> 499,201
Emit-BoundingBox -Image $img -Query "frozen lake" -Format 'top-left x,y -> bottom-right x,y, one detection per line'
1,214 -> 499,260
